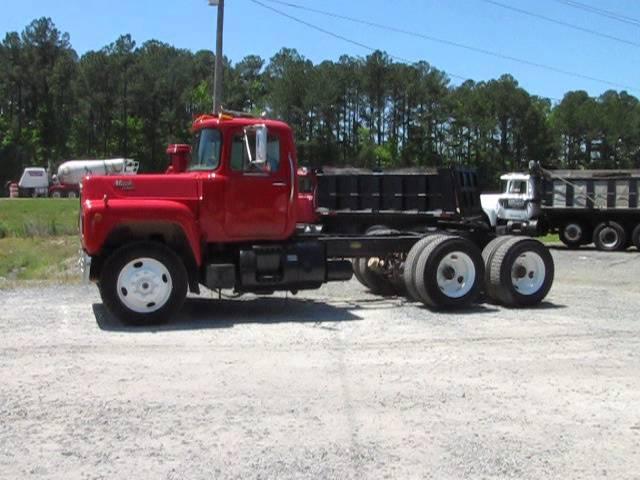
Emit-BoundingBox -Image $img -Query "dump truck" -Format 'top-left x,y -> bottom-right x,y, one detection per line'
481,163 -> 640,251
79,112 -> 555,326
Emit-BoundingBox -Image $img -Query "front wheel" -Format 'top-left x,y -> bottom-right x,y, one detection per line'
413,236 -> 484,309
99,242 -> 188,326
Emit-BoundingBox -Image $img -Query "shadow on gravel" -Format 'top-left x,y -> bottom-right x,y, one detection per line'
548,245 -> 639,254
93,296 -> 363,332
529,301 -> 567,310
479,299 -> 566,311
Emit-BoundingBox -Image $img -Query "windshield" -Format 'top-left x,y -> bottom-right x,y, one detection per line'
507,180 -> 527,194
190,128 -> 222,171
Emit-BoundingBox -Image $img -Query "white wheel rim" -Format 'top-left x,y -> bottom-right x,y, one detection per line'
511,252 -> 546,295
599,227 -> 618,249
52,192 -> 61,198
116,257 -> 173,313
68,191 -> 77,198
565,224 -> 582,242
436,251 -> 476,299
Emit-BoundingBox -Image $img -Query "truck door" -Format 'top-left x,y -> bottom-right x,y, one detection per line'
224,127 -> 291,239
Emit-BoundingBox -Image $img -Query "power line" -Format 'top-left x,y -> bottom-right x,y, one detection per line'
480,0 -> 640,48
255,0 -> 638,93
248,0 -> 469,82
550,0 -> 640,27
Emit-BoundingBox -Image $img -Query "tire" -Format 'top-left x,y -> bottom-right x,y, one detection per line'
559,222 -> 587,249
51,191 -> 62,198
99,242 -> 188,326
632,224 -> 640,250
414,236 -> 484,309
482,235 -> 517,301
593,221 -> 627,251
67,190 -> 78,199
488,237 -> 554,307
352,259 -> 368,286
355,258 -> 396,296
353,225 -> 400,296
403,234 -> 447,302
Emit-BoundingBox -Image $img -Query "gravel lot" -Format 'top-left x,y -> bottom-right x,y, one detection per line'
1,247 -> 640,479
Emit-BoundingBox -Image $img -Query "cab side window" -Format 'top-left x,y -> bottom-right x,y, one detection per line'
230,130 -> 281,173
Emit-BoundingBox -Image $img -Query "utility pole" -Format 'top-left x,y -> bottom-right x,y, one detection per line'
209,0 -> 225,113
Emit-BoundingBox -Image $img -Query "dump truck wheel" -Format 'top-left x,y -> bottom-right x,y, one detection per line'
99,242 -> 188,326
414,236 -> 483,309
632,224 -> 640,250
488,237 -> 554,307
559,222 -> 587,249
593,221 -> 626,251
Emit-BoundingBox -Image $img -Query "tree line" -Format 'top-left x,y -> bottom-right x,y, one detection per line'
1,17 -> 639,190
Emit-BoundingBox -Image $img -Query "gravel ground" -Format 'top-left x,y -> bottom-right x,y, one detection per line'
1,247 -> 640,479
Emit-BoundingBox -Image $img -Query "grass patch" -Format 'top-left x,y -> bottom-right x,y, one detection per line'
0,198 -> 79,237
539,233 -> 560,245
0,235 -> 80,285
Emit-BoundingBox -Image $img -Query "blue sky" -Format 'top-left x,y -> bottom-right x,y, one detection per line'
2,0 -> 639,101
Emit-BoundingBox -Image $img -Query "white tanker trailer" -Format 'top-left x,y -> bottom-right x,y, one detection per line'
52,158 -> 139,196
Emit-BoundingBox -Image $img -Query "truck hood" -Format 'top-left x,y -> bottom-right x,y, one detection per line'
480,193 -> 502,210
82,173 -> 200,201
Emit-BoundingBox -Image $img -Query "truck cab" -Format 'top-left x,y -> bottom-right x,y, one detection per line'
481,172 -> 541,234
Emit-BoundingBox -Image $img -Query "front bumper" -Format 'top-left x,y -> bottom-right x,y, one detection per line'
78,250 -> 92,284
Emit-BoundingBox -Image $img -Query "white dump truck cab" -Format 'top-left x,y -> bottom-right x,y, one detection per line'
481,172 -> 542,234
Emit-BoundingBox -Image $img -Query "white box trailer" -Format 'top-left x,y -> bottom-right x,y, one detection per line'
18,168 -> 49,197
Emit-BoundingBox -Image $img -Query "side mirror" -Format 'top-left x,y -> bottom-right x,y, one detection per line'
243,125 -> 268,165
255,125 -> 268,164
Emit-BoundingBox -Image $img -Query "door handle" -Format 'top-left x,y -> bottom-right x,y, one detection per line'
272,182 -> 286,187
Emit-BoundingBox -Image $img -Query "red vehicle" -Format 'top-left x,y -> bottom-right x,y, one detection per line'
79,112 -> 554,325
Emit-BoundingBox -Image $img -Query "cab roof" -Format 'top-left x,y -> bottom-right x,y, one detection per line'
500,173 -> 530,181
192,113 -> 291,133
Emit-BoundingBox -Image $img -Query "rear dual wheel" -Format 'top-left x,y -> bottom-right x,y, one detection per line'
352,226 -> 403,296
483,236 -> 554,307
352,257 -> 396,296
593,221 -> 627,251
405,235 -> 483,309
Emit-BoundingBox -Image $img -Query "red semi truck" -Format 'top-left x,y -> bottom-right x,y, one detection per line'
79,112 -> 554,325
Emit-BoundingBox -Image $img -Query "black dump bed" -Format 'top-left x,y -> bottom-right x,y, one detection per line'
315,167 -> 484,233
541,170 -> 640,210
